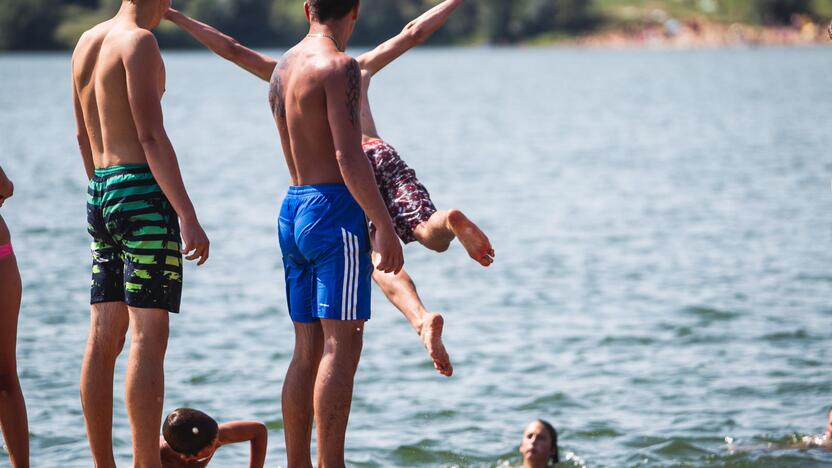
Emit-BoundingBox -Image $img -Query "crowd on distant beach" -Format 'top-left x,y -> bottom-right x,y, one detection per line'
573,12 -> 831,48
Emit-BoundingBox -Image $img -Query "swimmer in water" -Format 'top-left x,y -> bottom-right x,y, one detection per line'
0,166 -> 29,468
160,408 -> 267,468
805,406 -> 832,447
164,0 -> 495,377
519,419 -> 559,468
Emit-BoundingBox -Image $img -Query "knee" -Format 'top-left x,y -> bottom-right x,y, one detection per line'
89,328 -> 128,360
0,369 -> 20,397
325,338 -> 363,371
131,328 -> 168,355
429,241 -> 451,253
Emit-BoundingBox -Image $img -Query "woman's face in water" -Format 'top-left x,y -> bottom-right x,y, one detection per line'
519,421 -> 555,467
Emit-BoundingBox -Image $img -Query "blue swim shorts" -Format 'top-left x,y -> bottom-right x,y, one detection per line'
278,184 -> 373,323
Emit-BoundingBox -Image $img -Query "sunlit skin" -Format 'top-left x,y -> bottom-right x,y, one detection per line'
825,410 -> 832,440
519,421 -> 557,468
72,0 -> 211,466
161,1 -> 479,377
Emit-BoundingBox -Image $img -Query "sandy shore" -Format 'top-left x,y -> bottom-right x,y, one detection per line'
567,18 -> 831,49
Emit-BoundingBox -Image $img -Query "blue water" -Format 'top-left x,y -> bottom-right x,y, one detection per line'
0,46 -> 831,467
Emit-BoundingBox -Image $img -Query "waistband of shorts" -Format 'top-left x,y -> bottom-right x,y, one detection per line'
0,243 -> 13,259
362,138 -> 388,149
286,184 -> 350,197
94,164 -> 151,178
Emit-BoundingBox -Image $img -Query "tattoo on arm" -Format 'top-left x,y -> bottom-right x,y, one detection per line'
345,60 -> 360,128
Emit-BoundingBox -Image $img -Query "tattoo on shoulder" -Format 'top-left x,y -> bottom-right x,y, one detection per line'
345,60 -> 361,128
268,56 -> 291,119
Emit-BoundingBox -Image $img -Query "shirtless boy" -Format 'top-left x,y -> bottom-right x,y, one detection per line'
160,408 -> 267,468
269,0 -> 407,464
164,0 -> 487,377
71,0 -> 210,466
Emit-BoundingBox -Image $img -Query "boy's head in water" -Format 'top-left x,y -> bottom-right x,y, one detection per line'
519,419 -> 559,467
163,408 -> 220,461
825,407 -> 832,438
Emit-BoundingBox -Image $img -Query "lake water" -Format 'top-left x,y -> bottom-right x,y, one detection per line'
0,46 -> 831,467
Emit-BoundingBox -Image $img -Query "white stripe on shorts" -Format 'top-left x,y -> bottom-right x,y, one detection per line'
341,228 -> 350,321
350,232 -> 359,320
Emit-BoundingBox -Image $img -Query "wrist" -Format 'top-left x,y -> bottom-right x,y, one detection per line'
165,9 -> 183,22
177,208 -> 198,223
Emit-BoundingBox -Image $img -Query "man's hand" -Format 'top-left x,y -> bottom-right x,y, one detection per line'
180,217 -> 210,265
373,225 -> 404,274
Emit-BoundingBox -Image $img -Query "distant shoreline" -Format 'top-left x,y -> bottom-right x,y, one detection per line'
1,21 -> 829,53
556,19 -> 831,49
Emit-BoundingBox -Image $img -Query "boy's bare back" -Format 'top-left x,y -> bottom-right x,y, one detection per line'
72,19 -> 164,168
268,41 -> 362,186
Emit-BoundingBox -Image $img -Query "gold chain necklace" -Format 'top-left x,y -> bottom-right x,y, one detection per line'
306,33 -> 343,52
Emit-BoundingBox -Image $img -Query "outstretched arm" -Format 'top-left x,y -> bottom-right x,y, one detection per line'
357,0 -> 464,76
218,421 -> 268,468
164,8 -> 277,82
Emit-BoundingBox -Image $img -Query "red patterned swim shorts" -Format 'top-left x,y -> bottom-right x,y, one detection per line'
363,139 -> 437,244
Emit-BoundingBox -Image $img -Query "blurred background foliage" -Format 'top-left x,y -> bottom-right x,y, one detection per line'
1,0 -> 831,50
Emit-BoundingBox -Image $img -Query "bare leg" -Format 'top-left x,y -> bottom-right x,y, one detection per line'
0,253 -> 28,468
315,320 -> 364,468
81,302 -> 129,468
412,209 -> 494,267
125,307 -> 169,468
371,261 -> 452,377
282,322 -> 323,468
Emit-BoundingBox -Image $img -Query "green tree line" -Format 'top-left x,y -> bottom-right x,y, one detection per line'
0,0 -> 830,51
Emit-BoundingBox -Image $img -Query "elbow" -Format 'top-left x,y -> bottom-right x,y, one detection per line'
225,40 -> 243,60
335,149 -> 351,166
137,130 -> 166,154
137,132 -> 161,148
404,22 -> 428,45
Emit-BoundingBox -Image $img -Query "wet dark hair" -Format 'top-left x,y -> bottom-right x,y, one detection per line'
162,408 -> 219,456
537,419 -> 559,465
307,0 -> 359,22
827,406 -> 832,417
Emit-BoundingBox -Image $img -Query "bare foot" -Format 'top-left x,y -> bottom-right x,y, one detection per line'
419,313 -> 453,377
447,210 -> 494,267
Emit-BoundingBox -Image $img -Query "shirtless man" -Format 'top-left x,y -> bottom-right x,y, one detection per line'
71,0 -> 210,466
164,0 -> 484,378
270,1 -> 407,464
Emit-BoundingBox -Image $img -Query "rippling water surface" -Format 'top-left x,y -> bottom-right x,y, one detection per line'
1,47 -> 831,467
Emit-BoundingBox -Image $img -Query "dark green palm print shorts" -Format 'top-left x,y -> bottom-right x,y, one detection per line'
87,164 -> 183,313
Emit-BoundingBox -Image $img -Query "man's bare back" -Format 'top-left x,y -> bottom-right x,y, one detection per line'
269,43 -> 361,187
72,20 -> 164,169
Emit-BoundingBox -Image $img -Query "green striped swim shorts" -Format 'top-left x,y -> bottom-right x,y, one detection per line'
87,164 -> 182,313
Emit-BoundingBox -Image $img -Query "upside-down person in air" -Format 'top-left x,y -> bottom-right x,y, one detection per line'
165,0 -> 494,377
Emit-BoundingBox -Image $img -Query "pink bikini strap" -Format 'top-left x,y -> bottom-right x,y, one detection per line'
0,243 -> 13,259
